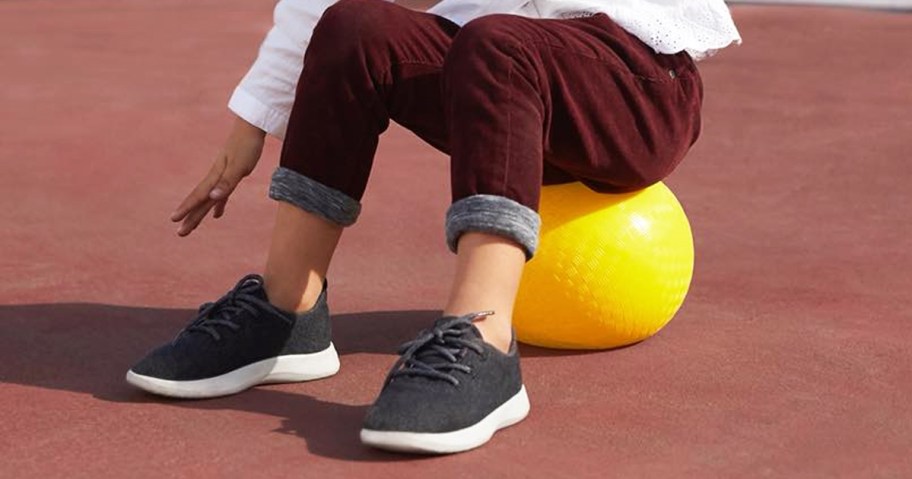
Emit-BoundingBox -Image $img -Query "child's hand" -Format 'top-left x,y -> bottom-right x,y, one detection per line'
171,117 -> 266,236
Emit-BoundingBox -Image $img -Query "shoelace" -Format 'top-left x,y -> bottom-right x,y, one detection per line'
386,312 -> 493,386
180,274 -> 291,341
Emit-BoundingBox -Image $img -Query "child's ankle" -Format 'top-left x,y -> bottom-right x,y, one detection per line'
472,317 -> 513,354
264,278 -> 322,313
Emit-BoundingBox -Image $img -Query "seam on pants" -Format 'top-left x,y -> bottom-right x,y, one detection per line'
394,60 -> 445,67
501,40 -> 548,198
504,53 -> 513,196
523,38 -> 683,84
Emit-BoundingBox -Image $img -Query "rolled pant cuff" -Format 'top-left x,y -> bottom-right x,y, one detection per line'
269,167 -> 361,227
445,195 -> 541,261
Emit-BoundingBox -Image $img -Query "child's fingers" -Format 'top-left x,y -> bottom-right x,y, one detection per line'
172,159 -> 227,221
172,177 -> 218,222
209,170 -> 244,201
213,199 -> 227,219
177,199 -> 217,236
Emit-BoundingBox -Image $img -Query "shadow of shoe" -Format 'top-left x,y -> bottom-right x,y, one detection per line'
0,303 -> 446,461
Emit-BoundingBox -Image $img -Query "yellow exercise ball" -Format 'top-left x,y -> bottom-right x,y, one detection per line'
513,181 -> 694,349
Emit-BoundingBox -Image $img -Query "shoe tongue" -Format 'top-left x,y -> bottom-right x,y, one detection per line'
247,282 -> 269,302
233,274 -> 267,299
244,281 -> 296,320
207,275 -> 271,320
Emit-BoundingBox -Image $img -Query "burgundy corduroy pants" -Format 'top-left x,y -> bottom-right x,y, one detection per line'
269,0 -> 703,259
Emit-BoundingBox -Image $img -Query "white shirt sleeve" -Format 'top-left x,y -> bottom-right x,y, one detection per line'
228,0 -> 340,139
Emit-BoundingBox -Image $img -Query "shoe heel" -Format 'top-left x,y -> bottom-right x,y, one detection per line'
261,343 -> 341,384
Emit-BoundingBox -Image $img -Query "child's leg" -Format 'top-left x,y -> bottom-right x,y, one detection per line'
263,203 -> 343,313
439,14 -> 703,352
263,0 -> 458,312
127,0 -> 460,399
443,233 -> 526,352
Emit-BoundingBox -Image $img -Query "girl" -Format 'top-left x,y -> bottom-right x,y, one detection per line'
127,0 -> 740,454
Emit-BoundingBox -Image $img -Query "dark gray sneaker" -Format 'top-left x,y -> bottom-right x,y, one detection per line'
360,312 -> 530,454
126,274 -> 339,398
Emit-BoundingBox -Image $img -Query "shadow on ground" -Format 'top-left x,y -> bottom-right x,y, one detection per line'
0,303 -> 598,461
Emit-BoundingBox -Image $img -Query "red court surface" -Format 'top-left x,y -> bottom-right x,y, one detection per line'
1,1 -> 910,477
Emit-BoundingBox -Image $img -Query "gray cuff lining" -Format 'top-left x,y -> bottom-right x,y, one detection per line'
445,195 -> 541,261
269,167 -> 361,227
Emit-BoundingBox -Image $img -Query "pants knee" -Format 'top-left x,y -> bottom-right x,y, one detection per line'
444,15 -> 532,76
312,0 -> 405,64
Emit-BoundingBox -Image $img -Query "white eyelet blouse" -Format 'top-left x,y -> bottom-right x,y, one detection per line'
229,0 -> 741,139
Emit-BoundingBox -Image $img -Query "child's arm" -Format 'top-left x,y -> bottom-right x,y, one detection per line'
171,0 -> 341,236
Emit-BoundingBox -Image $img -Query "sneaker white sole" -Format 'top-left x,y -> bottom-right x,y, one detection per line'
359,385 -> 530,454
125,343 -> 340,399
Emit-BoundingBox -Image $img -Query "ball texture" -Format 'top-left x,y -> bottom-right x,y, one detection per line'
513,182 -> 694,349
